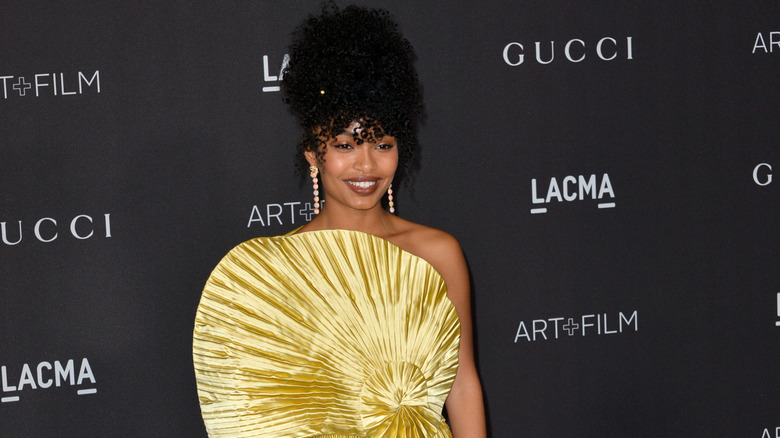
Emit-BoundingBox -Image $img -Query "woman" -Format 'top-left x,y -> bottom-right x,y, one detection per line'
193,4 -> 486,437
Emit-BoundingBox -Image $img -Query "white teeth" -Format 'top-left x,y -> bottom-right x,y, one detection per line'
348,181 -> 377,188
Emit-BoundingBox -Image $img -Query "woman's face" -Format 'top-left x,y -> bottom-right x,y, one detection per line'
306,121 -> 398,213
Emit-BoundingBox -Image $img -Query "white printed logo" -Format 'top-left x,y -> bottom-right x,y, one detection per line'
247,201 -> 317,228
262,54 -> 290,93
503,37 -> 633,66
752,32 -> 780,54
1,358 -> 96,403
762,426 -> 780,438
530,173 -> 615,214
753,163 -> 773,186
1,213 -> 112,246
514,311 -> 638,342
0,71 -> 100,99
776,293 -> 779,328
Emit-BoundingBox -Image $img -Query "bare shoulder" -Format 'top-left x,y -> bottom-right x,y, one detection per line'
386,218 -> 466,282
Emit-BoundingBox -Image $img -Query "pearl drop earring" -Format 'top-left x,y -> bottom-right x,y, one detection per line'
387,184 -> 395,214
310,165 -> 320,215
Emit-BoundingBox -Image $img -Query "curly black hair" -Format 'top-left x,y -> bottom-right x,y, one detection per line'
282,3 -> 423,184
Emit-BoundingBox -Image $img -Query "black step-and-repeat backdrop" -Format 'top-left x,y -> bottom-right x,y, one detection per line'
2,1 -> 779,436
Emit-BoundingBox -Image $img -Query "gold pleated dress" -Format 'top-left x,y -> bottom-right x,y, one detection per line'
193,229 -> 461,437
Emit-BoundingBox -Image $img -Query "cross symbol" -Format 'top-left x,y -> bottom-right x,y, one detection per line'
298,202 -> 316,222
562,318 -> 579,336
13,77 -> 32,96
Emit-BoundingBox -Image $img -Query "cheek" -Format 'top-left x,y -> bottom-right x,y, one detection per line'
382,150 -> 400,173
318,152 -> 346,175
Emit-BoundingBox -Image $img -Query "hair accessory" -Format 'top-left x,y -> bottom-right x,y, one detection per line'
310,165 -> 320,215
387,184 -> 395,214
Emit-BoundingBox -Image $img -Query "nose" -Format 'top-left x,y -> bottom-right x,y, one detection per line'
353,146 -> 377,173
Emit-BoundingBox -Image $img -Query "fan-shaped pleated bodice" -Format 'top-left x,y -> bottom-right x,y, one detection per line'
193,229 -> 461,437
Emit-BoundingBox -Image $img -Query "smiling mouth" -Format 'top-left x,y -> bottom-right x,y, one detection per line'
347,181 -> 377,188
345,179 -> 381,195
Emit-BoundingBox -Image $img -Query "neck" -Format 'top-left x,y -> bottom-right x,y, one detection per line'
305,203 -> 395,237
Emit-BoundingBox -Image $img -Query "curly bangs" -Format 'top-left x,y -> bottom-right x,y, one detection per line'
282,3 -> 423,182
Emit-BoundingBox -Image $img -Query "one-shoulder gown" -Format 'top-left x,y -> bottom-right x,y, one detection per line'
193,229 -> 461,437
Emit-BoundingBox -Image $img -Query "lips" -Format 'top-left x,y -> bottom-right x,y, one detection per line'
345,178 -> 380,195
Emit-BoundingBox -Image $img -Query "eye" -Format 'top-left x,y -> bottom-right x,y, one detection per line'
377,143 -> 395,150
332,143 -> 353,150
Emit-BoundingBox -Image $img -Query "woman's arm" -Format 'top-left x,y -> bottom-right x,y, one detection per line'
425,233 -> 487,438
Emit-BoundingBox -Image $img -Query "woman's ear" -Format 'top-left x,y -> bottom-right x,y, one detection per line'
304,150 -> 318,168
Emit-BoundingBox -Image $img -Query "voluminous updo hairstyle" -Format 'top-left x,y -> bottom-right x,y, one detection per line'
282,3 -> 423,184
